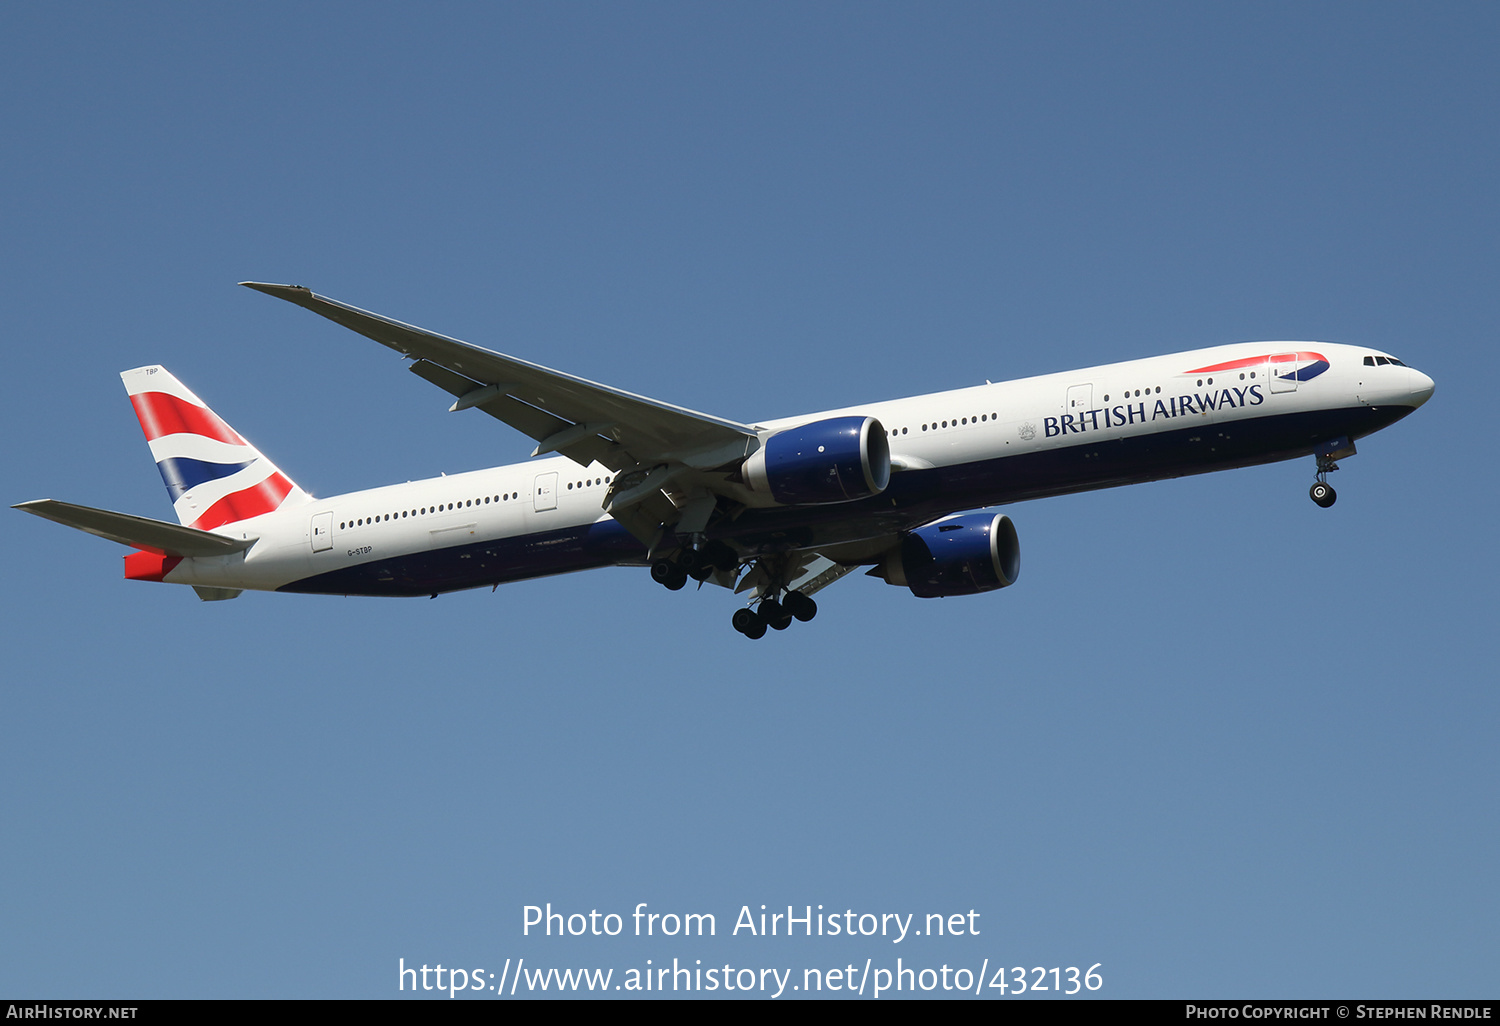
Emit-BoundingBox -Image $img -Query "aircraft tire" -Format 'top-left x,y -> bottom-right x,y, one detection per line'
760,599 -> 793,631
784,591 -> 817,622
1310,482 -> 1337,508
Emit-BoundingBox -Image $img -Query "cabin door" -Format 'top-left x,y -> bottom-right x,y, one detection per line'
310,511 -> 334,552
533,472 -> 558,512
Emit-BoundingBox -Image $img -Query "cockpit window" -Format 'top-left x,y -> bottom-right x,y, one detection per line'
1365,355 -> 1408,367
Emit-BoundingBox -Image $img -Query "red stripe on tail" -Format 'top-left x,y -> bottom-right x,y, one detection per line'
188,472 -> 294,531
129,391 -> 245,445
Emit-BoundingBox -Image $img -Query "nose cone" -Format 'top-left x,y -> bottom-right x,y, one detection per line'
1409,368 -> 1436,407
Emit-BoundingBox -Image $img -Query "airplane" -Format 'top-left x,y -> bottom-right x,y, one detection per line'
15,283 -> 1436,638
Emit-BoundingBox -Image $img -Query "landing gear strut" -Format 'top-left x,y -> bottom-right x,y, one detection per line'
1310,453 -> 1338,508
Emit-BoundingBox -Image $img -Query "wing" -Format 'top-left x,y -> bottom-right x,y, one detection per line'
241,282 -> 760,547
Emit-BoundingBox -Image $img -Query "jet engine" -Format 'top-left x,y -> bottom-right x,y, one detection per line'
742,416 -> 891,505
876,512 -> 1020,598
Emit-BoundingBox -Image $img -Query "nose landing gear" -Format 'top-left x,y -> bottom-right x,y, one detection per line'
1308,437 -> 1355,508
1309,449 -> 1341,508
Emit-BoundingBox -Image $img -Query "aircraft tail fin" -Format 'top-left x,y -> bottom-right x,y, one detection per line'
120,366 -> 311,529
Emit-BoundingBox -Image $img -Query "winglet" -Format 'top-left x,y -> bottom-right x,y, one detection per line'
240,281 -> 322,314
239,281 -> 313,299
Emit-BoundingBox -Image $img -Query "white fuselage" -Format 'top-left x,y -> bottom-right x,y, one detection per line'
157,340 -> 1433,597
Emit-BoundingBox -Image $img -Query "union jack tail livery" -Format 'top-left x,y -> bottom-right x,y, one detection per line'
121,366 -> 311,530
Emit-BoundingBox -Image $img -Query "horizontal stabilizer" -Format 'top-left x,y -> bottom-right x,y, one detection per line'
13,499 -> 254,557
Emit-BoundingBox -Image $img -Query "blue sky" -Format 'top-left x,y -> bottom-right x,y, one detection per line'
3,2 -> 1496,999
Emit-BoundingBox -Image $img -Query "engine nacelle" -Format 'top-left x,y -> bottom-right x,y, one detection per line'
743,416 -> 891,505
880,513 -> 1020,598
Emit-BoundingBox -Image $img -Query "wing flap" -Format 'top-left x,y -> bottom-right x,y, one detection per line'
733,553 -> 854,600
14,499 -> 255,557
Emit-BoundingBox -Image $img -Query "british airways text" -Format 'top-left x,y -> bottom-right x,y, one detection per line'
1045,385 -> 1266,437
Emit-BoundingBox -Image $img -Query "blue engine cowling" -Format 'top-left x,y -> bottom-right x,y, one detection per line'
880,513 -> 1020,598
743,416 -> 891,505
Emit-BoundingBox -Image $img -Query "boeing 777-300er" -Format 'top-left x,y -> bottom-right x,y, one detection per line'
16,283 -> 1436,638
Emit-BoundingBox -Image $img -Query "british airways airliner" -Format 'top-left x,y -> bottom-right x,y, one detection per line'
16,283 -> 1435,638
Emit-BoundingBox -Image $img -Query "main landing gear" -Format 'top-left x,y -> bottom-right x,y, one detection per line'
650,540 -> 737,591
650,542 -> 818,639
731,589 -> 817,640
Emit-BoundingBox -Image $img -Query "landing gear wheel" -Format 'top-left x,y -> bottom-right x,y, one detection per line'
688,562 -> 715,582
1310,482 -> 1337,508
651,559 -> 688,590
731,607 -> 764,638
759,598 -> 793,631
783,590 -> 817,622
